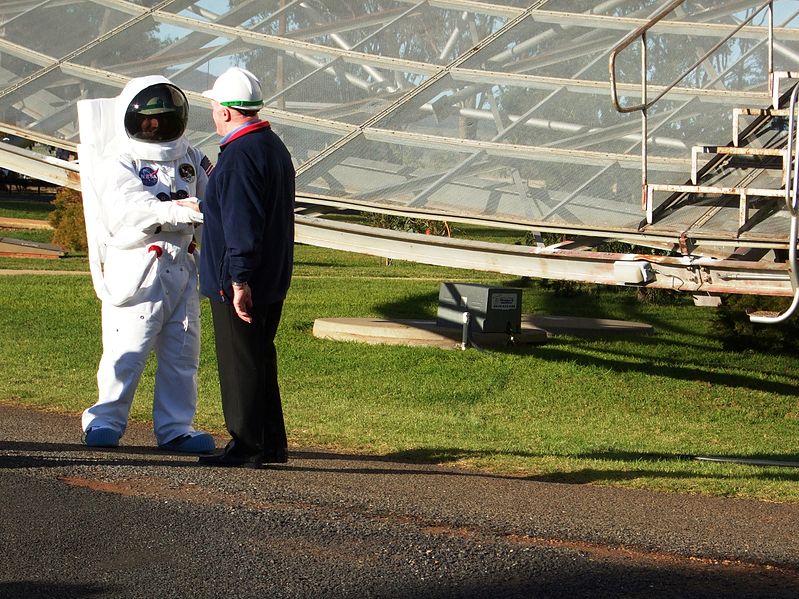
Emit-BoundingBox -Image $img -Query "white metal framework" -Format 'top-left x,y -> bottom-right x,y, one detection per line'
2,1 -> 799,299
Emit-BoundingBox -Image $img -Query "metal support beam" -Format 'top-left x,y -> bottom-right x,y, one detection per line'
295,214 -> 793,297
0,141 -> 80,190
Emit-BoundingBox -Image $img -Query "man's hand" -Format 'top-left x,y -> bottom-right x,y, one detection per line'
172,198 -> 203,225
232,282 -> 253,324
176,198 -> 201,212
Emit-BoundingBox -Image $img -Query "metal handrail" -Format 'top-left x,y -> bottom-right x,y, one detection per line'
609,0 -> 773,114
608,1 -> 773,210
750,83 -> 799,323
608,1 -> 799,322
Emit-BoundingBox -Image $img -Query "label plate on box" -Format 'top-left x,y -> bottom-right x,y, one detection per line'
491,292 -> 518,310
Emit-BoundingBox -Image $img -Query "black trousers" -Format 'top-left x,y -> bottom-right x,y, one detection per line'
210,299 -> 287,455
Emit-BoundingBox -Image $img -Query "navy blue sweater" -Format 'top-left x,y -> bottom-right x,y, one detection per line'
199,122 -> 294,305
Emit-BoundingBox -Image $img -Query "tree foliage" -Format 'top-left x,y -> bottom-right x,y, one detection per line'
48,187 -> 87,253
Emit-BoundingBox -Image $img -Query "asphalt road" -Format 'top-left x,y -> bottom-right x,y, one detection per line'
1,403 -> 798,598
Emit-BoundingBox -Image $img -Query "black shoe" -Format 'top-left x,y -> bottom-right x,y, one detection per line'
198,440 -> 258,468
197,440 -> 288,468
260,447 -> 289,464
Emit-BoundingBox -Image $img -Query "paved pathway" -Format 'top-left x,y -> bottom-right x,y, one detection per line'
1,403 -> 798,598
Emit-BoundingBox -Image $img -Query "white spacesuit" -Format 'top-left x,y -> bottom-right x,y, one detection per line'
77,76 -> 214,453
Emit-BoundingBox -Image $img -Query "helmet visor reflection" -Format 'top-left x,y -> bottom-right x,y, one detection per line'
124,84 -> 188,143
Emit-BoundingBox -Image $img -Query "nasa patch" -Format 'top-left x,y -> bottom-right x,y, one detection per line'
139,166 -> 159,187
179,163 -> 196,183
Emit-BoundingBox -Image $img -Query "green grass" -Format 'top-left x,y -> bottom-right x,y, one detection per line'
0,194 -> 55,219
0,254 -> 88,270
0,191 -> 87,265
1,244 -> 798,503
0,192 -> 60,252
0,227 -> 54,244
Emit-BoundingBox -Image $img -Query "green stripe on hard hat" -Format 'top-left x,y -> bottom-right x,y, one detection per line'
220,100 -> 263,108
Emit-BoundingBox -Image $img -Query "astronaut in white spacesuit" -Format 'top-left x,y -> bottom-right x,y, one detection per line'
77,76 -> 215,453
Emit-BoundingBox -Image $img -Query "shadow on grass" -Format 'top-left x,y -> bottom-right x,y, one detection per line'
370,289 -> 799,394
531,466 -> 799,485
284,445 -> 799,486
531,341 -> 799,395
3,440 -> 799,491
382,447 -> 799,485
374,288 -> 439,319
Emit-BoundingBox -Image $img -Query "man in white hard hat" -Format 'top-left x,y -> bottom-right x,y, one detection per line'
77,76 -> 215,453
194,67 -> 295,468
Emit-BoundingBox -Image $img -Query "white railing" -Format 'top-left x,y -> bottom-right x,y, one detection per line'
750,83 -> 799,323
608,0 -> 774,208
609,1 -> 799,322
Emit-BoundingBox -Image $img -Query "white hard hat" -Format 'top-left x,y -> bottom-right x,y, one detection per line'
202,67 -> 264,110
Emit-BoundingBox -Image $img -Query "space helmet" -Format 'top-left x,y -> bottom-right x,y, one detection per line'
123,83 -> 188,143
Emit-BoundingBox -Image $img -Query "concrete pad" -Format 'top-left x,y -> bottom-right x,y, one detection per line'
523,314 -> 654,337
312,317 -> 548,349
693,294 -> 723,307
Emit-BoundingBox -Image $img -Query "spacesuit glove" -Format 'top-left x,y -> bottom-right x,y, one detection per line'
144,197 -> 203,233
171,198 -> 204,225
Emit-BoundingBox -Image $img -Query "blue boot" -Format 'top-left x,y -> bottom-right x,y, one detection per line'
83,427 -> 121,448
159,431 -> 215,454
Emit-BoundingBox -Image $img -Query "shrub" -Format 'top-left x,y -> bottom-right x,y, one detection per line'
48,187 -> 87,252
712,294 -> 799,352
366,213 -> 452,236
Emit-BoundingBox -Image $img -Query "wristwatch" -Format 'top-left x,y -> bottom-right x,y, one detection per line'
232,281 -> 249,288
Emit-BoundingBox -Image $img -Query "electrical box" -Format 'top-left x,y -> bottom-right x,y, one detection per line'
437,282 -> 522,333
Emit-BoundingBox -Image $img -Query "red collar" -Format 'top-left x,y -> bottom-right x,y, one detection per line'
220,120 -> 271,147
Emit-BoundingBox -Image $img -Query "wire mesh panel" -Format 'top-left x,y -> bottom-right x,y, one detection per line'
0,0 -> 794,246
0,1 -> 135,58
162,0 -> 514,64
0,68 -> 122,144
0,52 -> 43,89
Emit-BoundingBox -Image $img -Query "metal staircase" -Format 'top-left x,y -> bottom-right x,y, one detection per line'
610,0 -> 799,323
648,73 -> 795,233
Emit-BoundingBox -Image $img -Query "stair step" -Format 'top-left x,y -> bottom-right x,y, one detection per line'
736,108 -> 794,117
648,183 -> 784,198
771,70 -> 799,108
645,183 -> 785,230
645,74 -> 798,236
732,106 -> 794,146
697,145 -> 786,156
691,145 -> 787,183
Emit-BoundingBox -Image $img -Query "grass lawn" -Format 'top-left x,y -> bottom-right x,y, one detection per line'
1,241 -> 798,503
1,191 -> 797,501
0,193 -> 56,219
0,192 -> 88,269
0,227 -> 54,244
